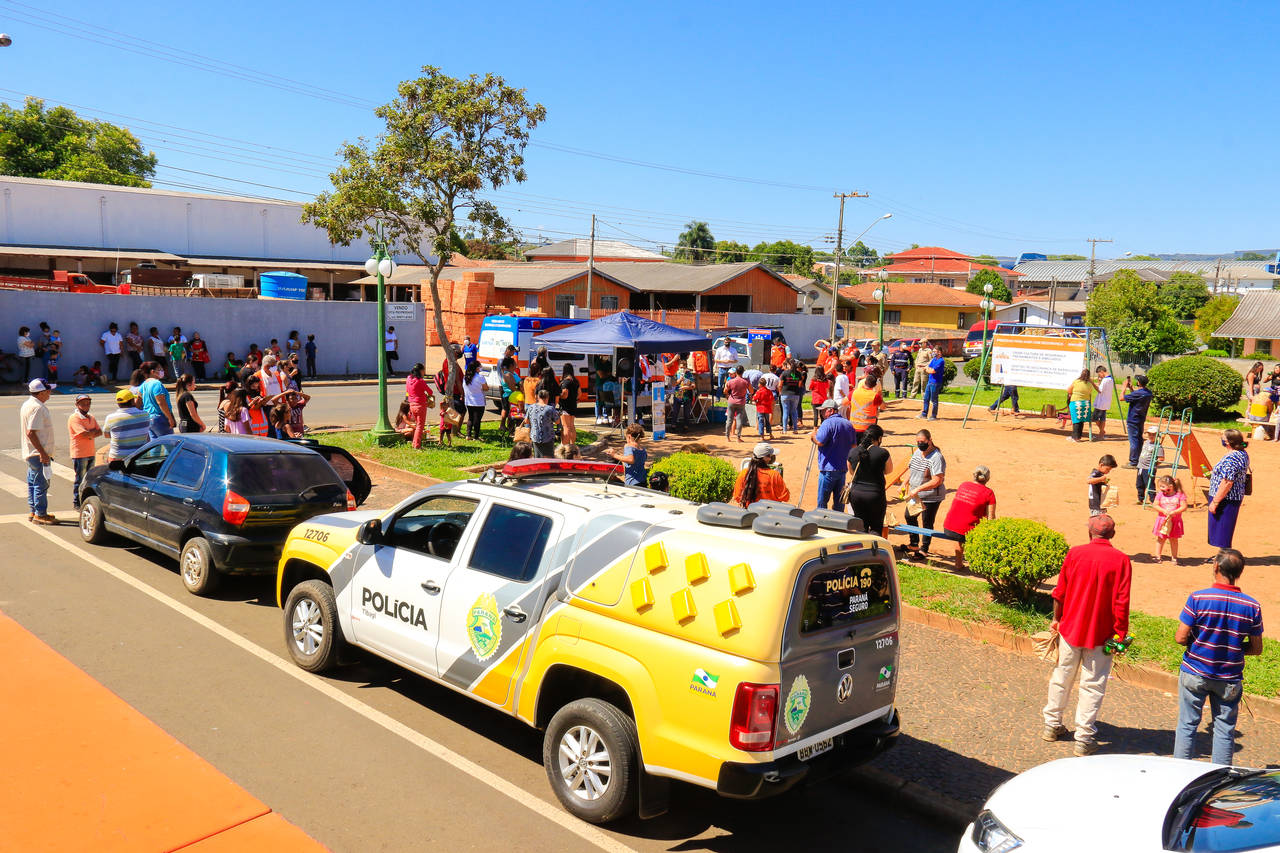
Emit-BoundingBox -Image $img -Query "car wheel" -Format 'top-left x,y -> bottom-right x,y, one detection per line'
179,537 -> 220,595
543,698 -> 639,824
79,496 -> 109,545
284,580 -> 344,673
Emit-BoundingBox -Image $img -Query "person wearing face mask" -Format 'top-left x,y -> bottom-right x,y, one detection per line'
898,429 -> 946,558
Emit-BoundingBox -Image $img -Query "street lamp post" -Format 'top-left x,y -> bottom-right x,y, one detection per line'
961,282 -> 996,429
365,237 -> 399,445
829,213 -> 891,344
872,285 -> 890,346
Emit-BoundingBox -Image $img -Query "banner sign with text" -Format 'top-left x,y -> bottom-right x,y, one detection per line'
990,333 -> 1087,390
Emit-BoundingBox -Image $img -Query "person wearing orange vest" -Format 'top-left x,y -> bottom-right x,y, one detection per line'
691,349 -> 709,374
770,337 -> 790,370
841,339 -> 861,373
848,368 -> 885,439
257,354 -> 289,398
663,353 -> 682,386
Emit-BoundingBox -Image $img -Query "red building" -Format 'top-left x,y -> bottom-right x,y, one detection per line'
858,246 -> 1022,289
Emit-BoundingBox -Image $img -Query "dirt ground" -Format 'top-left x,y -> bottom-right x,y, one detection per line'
587,396 -> 1280,621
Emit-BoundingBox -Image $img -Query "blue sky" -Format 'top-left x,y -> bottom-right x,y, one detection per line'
1,0 -> 1275,257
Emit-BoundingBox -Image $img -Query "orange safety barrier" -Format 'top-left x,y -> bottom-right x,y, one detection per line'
0,612 -> 326,852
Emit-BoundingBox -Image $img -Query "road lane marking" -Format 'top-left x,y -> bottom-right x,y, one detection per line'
0,471 -> 27,501
15,522 -> 636,853
2,449 -> 74,482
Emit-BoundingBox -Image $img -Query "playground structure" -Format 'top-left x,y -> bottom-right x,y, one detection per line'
1142,406 -> 1213,506
961,324 -> 1122,437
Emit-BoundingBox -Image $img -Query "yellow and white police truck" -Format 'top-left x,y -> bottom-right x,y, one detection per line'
276,459 -> 901,824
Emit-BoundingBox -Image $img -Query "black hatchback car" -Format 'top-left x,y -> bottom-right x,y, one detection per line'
79,434 -> 371,595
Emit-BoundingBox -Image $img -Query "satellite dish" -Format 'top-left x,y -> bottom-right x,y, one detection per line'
806,289 -> 820,301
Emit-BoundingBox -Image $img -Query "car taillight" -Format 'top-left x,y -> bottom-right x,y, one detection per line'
222,489 -> 250,526
729,682 -> 778,752
345,490 -> 356,511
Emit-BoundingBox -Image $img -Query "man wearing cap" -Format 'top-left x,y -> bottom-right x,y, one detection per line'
1042,514 -> 1132,756
811,398 -> 856,510
101,388 -> 153,461
67,394 -> 102,509
20,379 -> 57,523
1136,424 -> 1165,502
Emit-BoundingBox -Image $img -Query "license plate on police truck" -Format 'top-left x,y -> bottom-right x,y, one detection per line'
796,738 -> 833,762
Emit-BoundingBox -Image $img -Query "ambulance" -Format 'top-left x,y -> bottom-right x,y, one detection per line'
275,460 -> 901,824
477,315 -> 596,404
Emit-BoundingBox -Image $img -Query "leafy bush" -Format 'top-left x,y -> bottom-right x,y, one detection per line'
1244,352 -> 1274,361
966,518 -> 1068,603
1146,355 -> 1244,418
649,452 -> 736,504
1201,349 -> 1230,358
963,356 -> 993,384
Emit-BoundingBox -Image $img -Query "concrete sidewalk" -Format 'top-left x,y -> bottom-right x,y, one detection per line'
883,620 -> 1280,813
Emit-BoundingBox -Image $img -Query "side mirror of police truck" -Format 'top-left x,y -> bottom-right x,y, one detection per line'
357,518 -> 382,545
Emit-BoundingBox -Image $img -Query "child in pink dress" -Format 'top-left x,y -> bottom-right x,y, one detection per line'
1152,475 -> 1187,564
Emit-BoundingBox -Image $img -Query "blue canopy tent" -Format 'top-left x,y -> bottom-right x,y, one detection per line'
534,312 -> 712,423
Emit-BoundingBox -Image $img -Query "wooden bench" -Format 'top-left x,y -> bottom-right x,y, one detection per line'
1238,417 -> 1279,439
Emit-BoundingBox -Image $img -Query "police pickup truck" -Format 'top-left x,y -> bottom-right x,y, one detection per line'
275,459 -> 901,824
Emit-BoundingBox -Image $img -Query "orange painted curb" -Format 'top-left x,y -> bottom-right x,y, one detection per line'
0,611 -> 327,851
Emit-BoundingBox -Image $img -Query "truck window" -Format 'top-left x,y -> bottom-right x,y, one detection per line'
799,561 -> 894,634
388,496 -> 479,561
466,505 -> 553,582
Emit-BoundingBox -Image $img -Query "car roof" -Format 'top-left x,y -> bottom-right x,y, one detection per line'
159,434 -> 319,454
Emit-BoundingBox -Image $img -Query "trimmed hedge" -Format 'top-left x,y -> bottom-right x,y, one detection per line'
966,518 -> 1068,603
649,452 -> 736,504
1201,349 -> 1230,358
934,357 -> 959,391
963,356 -> 993,384
1146,355 -> 1244,418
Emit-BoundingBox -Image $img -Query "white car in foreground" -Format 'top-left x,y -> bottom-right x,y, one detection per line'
959,755 -> 1280,852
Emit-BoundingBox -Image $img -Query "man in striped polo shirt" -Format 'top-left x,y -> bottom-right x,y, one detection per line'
1174,548 -> 1264,766
101,389 -> 152,461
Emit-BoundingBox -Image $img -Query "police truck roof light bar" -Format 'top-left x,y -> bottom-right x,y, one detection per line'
499,459 -> 622,479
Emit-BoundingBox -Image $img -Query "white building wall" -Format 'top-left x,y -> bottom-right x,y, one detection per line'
0,176 -> 423,263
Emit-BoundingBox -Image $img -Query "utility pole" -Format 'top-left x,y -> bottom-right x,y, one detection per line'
586,214 -> 595,317
1086,237 -> 1113,291
829,191 -> 869,344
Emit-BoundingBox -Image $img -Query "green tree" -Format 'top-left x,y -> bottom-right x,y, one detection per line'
750,240 -> 816,275
1129,254 -> 1162,261
965,268 -> 1012,303
675,221 -> 715,262
302,66 -> 545,395
1157,272 -> 1210,320
0,97 -> 157,187
1085,269 -> 1196,360
713,240 -> 751,264
1239,252 -> 1269,261
1048,254 -> 1087,260
1194,294 -> 1241,346
847,240 -> 879,267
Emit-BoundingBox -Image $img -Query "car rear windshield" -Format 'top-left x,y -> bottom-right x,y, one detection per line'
799,561 -> 894,634
228,453 -> 342,498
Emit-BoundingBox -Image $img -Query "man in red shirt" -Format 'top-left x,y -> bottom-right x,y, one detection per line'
1041,513 -> 1132,755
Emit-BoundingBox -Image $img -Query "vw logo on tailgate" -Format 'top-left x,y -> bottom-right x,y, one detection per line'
836,673 -> 853,704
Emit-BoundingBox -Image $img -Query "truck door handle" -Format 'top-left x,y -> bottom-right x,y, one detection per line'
182,497 -> 195,505
503,605 -> 527,623
420,581 -> 441,594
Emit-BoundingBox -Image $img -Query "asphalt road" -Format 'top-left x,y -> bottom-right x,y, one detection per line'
0,392 -> 957,852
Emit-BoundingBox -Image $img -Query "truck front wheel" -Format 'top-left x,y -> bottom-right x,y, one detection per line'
543,698 -> 639,824
284,580 -> 344,672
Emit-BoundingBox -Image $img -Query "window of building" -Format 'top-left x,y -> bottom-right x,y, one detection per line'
1018,306 -> 1028,323
884,310 -> 901,325
911,277 -> 927,284
956,313 -> 970,329
939,278 -> 955,287
1256,340 -> 1273,356
555,294 -> 575,317
810,307 -> 824,315
524,294 -> 539,310
599,295 -> 618,311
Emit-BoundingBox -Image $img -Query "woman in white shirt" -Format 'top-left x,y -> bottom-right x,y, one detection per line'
16,326 -> 35,382
463,361 -> 487,440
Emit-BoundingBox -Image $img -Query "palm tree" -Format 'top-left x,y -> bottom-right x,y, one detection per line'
675,220 -> 715,263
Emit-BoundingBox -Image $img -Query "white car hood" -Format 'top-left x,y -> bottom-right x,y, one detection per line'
983,755 -> 1219,851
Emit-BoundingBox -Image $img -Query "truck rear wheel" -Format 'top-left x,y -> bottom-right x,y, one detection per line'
543,698 -> 639,824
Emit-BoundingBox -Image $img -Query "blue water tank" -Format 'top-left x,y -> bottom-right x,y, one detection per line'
259,271 -> 308,300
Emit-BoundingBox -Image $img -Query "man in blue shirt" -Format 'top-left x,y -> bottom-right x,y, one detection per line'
461,335 -> 479,371
138,362 -> 175,438
920,352 -> 946,420
1121,374 -> 1154,467
810,399 -> 856,510
1174,548 -> 1263,766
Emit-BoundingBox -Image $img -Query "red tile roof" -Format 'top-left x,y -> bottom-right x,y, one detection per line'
837,281 -> 1008,307
885,246 -> 973,262
864,258 -> 1023,277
